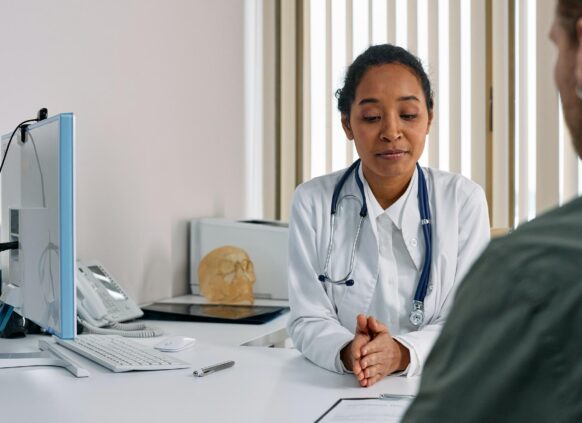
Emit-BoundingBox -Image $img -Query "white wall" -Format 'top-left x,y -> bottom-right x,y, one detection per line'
0,0 -> 247,304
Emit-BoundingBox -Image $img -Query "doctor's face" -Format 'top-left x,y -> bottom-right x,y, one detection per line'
341,63 -> 432,184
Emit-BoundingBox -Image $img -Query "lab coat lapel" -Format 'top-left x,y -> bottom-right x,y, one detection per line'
335,172 -> 379,332
400,171 -> 423,272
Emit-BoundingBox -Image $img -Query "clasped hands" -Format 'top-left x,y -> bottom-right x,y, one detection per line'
340,314 -> 411,387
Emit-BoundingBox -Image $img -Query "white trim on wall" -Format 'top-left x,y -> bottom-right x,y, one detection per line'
245,0 -> 265,219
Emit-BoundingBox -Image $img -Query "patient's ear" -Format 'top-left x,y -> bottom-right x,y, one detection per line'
341,114 -> 354,140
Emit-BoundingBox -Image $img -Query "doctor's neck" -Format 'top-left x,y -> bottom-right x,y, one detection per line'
362,165 -> 415,210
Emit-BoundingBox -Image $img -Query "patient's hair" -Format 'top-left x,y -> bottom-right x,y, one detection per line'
557,0 -> 582,43
335,44 -> 433,117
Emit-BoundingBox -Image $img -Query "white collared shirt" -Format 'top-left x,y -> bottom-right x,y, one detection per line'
362,167 -> 426,374
364,166 -> 420,336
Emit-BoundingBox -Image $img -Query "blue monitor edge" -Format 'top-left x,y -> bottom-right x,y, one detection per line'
0,113 -> 76,340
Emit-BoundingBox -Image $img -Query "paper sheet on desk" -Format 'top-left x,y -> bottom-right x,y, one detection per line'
315,395 -> 415,423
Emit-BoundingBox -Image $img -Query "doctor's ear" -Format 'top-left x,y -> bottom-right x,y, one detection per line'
341,114 -> 354,140
426,110 -> 434,134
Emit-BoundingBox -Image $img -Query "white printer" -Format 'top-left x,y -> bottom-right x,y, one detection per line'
190,218 -> 289,300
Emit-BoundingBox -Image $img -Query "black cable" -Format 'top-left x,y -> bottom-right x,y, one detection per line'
29,132 -> 47,207
0,118 -> 38,175
0,241 -> 19,252
0,109 -> 48,175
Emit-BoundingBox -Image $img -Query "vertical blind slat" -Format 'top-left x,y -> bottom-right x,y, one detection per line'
279,0 -> 298,220
491,0 -> 510,227
407,0 -> 418,55
437,0 -> 450,171
386,0 -> 396,44
470,0 -> 487,189
331,0 -> 347,171
417,0 -> 429,167
535,0 -> 559,214
325,0 -> 332,174
517,0 -> 530,224
368,0 -> 373,46
427,0 -> 440,169
345,0 -> 354,165
448,0 -> 461,174
303,0 -> 312,181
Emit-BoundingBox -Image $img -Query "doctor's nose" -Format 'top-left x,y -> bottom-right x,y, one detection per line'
380,116 -> 402,142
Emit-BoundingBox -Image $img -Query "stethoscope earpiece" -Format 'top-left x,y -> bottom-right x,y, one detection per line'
317,274 -> 326,282
345,280 -> 354,287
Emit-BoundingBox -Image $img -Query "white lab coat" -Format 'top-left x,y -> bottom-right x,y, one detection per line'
286,165 -> 490,376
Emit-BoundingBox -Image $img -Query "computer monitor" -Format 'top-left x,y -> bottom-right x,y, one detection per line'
0,113 -> 76,340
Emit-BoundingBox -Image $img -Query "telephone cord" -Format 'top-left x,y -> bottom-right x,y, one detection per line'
78,317 -> 164,338
105,320 -> 149,331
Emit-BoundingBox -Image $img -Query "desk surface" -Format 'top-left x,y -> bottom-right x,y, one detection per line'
0,305 -> 419,423
154,295 -> 291,346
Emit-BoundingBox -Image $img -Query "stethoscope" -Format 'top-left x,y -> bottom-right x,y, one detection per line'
317,159 -> 432,327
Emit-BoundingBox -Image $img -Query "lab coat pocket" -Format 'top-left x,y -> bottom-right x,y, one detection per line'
425,253 -> 453,325
422,262 -> 441,325
423,281 -> 437,325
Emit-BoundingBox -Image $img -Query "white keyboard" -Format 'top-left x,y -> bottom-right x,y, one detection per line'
56,335 -> 191,372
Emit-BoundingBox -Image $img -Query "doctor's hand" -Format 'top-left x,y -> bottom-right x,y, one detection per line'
340,314 -> 371,385
358,316 -> 411,387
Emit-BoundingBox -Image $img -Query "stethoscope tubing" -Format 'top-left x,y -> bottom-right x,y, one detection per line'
319,212 -> 364,286
414,163 -> 432,303
319,160 -> 367,285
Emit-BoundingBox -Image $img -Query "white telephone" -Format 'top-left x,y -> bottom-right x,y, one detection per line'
76,260 -> 161,337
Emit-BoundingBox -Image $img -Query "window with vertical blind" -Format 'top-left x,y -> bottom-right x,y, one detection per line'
302,0 -> 487,196
271,0 -> 582,223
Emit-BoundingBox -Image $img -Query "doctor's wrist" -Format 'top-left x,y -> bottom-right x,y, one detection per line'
393,339 -> 411,372
340,342 -> 353,371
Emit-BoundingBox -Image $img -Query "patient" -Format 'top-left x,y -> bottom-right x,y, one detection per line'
403,1 -> 582,421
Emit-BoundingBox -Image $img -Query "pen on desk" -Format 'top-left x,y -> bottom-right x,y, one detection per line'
193,360 -> 235,377
379,393 -> 416,400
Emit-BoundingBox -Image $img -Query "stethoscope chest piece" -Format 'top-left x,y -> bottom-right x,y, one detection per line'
409,300 -> 424,326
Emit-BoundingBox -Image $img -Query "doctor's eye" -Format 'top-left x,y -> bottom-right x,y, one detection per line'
400,114 -> 418,121
362,115 -> 381,122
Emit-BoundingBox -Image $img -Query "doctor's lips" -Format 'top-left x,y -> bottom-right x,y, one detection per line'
375,149 -> 408,159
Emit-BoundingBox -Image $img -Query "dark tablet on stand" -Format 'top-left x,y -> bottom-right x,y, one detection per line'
141,302 -> 288,325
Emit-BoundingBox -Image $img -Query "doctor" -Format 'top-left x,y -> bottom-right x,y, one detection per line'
287,44 -> 490,387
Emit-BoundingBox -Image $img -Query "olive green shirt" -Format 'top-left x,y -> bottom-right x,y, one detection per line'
403,196 -> 582,423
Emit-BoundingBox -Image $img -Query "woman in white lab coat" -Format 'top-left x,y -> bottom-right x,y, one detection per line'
287,44 -> 490,387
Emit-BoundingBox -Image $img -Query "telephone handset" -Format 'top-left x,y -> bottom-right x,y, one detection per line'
76,260 -> 161,337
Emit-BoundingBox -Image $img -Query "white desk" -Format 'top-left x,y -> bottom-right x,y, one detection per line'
0,308 -> 419,422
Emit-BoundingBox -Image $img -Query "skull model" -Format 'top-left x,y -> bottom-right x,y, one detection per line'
198,246 -> 256,304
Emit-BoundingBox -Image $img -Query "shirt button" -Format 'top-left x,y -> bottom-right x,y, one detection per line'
410,238 -> 418,247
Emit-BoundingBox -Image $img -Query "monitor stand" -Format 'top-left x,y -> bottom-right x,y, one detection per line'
0,304 -> 89,378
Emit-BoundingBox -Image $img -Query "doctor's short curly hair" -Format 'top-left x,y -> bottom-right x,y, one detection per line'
335,44 -> 434,117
